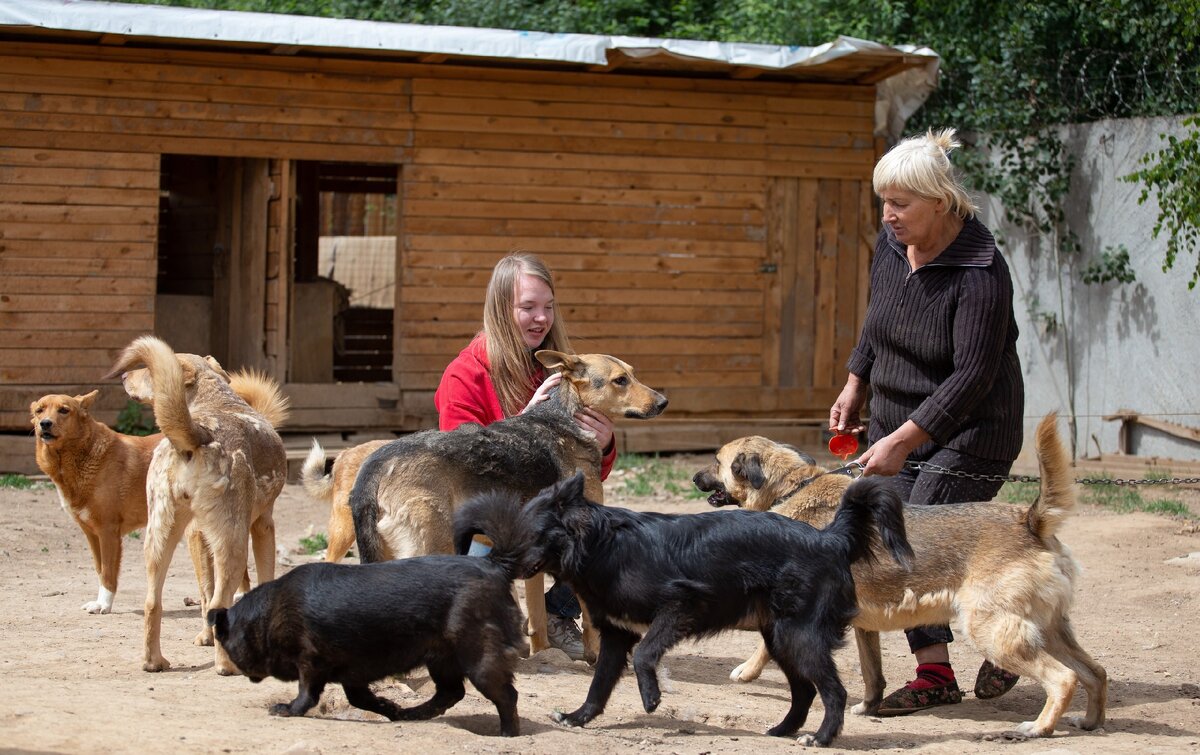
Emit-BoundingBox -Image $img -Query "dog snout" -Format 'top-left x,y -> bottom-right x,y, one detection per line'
39,419 -> 53,431
692,469 -> 716,491
653,394 -> 669,415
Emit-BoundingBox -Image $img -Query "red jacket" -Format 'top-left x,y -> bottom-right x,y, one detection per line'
434,333 -> 616,479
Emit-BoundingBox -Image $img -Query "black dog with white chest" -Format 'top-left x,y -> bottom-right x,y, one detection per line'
454,471 -> 912,747
207,537 -> 530,736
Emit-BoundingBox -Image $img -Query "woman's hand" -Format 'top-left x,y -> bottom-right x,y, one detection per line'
829,374 -> 868,435
521,373 -> 561,414
858,420 -> 930,477
574,408 -> 615,451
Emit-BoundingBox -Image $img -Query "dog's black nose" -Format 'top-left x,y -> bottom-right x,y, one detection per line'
655,396 -> 669,413
40,419 -> 53,430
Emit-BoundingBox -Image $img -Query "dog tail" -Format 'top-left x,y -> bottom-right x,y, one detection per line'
348,449 -> 389,563
453,490 -> 537,581
300,439 -> 334,505
825,477 -> 913,569
228,369 -> 290,428
1026,412 -> 1076,540
108,335 -> 209,455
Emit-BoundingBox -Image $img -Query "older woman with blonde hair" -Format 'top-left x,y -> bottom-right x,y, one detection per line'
829,129 -> 1025,715
435,252 -> 615,660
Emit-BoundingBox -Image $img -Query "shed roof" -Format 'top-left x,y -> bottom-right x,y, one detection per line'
0,0 -> 940,137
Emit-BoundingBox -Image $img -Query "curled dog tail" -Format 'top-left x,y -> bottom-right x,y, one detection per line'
1026,412 -> 1076,540
228,368 -> 290,428
348,450 -> 389,563
108,335 -> 208,455
825,477 -> 913,569
300,439 -> 334,505
453,490 -> 537,582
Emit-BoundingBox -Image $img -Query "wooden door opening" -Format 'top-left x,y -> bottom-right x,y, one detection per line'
292,161 -> 398,383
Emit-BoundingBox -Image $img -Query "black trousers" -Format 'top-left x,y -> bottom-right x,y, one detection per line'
878,445 -> 1013,653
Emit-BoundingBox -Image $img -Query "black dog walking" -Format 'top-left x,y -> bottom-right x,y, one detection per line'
455,472 -> 912,747
208,510 -> 535,736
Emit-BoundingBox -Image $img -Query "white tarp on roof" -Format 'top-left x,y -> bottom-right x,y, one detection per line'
0,0 -> 940,138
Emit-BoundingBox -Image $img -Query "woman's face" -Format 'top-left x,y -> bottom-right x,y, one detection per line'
512,273 -> 555,349
879,187 -> 945,248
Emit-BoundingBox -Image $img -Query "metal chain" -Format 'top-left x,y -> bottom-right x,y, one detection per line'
905,461 -> 1200,487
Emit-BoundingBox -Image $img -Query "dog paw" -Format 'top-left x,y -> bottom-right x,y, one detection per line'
1066,715 -> 1103,732
269,703 -> 293,717
193,628 -> 214,646
730,661 -> 760,683
215,661 -> 241,676
796,733 -> 828,747
81,600 -> 111,615
850,701 -> 880,716
550,709 -> 585,728
143,657 -> 171,673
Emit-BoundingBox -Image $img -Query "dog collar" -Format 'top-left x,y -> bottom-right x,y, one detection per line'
770,462 -> 864,509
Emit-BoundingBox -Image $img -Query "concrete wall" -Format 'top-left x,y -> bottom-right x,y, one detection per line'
976,116 -> 1199,462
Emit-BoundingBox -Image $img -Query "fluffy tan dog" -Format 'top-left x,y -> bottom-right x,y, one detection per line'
692,414 -> 1107,739
107,336 -> 289,674
299,438 -> 389,562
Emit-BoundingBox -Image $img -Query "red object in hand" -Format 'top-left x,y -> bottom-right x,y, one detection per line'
828,433 -> 859,460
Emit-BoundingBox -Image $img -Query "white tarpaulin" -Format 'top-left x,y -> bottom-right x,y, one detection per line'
0,0 -> 940,138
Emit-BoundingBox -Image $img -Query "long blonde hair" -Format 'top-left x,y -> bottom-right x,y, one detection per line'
483,253 -> 572,417
873,128 -> 978,219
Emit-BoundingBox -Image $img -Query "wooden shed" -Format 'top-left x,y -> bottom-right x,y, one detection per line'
0,0 -> 938,472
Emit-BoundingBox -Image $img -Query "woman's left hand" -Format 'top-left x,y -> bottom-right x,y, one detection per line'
858,420 -> 931,477
574,408 -> 615,451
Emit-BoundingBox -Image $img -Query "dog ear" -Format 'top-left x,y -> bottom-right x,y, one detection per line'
782,443 -> 817,466
204,355 -> 231,382
74,390 -> 100,411
535,350 -> 582,376
731,453 -> 767,490
207,608 -> 229,638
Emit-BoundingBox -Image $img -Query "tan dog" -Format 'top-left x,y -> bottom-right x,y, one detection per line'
349,350 -> 668,658
107,336 -> 289,674
692,414 -> 1107,739
299,438 -> 389,562
31,391 -> 162,614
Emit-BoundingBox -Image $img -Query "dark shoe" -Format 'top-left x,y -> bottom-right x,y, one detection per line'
974,659 -> 1020,699
547,615 -> 586,661
877,679 -> 963,717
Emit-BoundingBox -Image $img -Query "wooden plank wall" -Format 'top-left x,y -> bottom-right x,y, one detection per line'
397,74 -> 877,422
0,147 -> 159,398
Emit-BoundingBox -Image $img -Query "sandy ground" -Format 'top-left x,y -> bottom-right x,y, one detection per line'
1,456 -> 1199,755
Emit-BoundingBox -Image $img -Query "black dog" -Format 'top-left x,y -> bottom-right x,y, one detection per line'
454,472 -> 912,747
207,532 -> 531,736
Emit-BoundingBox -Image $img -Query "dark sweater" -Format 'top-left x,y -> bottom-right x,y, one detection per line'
846,217 -> 1024,462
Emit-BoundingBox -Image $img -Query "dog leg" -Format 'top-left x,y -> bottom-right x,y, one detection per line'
524,572 -> 550,653
186,528 -> 215,646
851,628 -> 885,715
766,620 -> 847,745
731,639 -> 771,682
1009,653 -> 1078,738
579,599 -> 599,664
325,501 -> 356,563
208,528 -> 250,676
249,508 -> 277,585
143,511 -> 192,672
464,667 -> 520,737
551,627 -> 637,728
343,683 -> 407,720
83,526 -> 120,615
394,657 -> 467,720
271,675 -> 326,718
631,611 -> 688,713
1053,628 -> 1108,731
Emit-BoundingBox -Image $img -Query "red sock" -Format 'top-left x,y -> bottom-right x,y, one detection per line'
908,662 -> 955,690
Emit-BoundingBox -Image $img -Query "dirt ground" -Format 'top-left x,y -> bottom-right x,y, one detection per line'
2,454 -> 1199,754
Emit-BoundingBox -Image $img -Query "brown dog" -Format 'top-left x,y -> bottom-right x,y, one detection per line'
107,336 -> 289,674
299,439 -> 389,563
31,391 -> 162,614
349,350 -> 668,659
692,414 -> 1107,739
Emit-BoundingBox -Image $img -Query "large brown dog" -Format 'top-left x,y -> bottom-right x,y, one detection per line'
692,414 -> 1107,739
31,390 -> 162,614
300,439 -> 389,563
349,350 -> 668,658
107,336 -> 289,674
